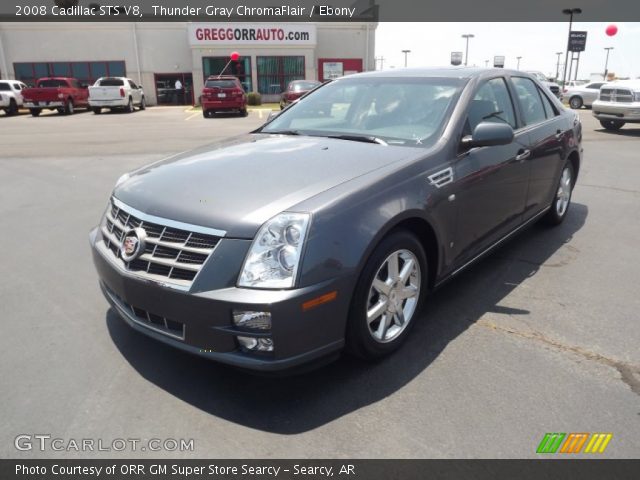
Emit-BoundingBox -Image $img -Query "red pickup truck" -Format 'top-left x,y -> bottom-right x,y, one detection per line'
22,77 -> 89,116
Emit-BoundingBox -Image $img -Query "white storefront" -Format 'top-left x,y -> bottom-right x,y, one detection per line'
0,22 -> 376,105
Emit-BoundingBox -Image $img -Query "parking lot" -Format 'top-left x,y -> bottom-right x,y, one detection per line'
1,106 -> 639,458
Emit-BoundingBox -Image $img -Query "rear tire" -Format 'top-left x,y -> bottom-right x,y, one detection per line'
202,109 -> 210,118
30,108 -> 41,117
139,96 -> 146,110
7,99 -> 18,115
544,161 -> 574,226
92,107 -> 102,114
240,108 -> 248,117
569,96 -> 583,109
125,97 -> 133,113
599,119 -> 624,131
346,230 -> 427,360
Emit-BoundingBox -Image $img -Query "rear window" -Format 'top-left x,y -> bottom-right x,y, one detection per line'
97,78 -> 124,87
37,79 -> 68,88
0,82 -> 10,91
291,81 -> 320,92
205,79 -> 237,89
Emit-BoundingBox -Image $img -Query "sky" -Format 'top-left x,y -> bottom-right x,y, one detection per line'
375,22 -> 640,80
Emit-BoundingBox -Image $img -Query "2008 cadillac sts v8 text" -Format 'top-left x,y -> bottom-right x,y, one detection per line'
90,68 -> 582,372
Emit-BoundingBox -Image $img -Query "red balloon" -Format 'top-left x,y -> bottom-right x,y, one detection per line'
230,51 -> 240,61
605,24 -> 618,36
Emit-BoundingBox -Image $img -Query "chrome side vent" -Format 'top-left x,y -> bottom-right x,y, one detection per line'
428,167 -> 454,188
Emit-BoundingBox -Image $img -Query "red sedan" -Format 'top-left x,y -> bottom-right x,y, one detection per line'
280,80 -> 321,109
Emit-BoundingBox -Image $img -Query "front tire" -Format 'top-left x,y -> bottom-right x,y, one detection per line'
569,96 -> 583,109
600,119 -> 625,131
30,108 -> 41,117
346,230 -> 426,360
92,107 -> 102,114
64,99 -> 74,115
544,162 -> 574,226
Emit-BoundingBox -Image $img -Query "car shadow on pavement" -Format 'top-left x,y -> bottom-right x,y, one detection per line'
595,127 -> 640,137
107,203 -> 588,434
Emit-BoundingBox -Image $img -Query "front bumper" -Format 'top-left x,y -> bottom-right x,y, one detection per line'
592,101 -> 640,122
24,101 -> 64,108
89,99 -> 128,107
90,227 -> 349,371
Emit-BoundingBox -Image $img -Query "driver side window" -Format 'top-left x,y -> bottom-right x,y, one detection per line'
465,78 -> 516,135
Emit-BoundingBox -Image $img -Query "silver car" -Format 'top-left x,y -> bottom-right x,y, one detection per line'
564,82 -> 606,109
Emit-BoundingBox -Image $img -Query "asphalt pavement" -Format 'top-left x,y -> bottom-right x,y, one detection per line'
1,106 -> 639,458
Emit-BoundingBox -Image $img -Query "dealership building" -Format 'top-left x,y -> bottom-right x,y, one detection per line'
0,22 -> 376,105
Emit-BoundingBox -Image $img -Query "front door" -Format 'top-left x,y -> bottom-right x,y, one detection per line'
452,77 -> 530,266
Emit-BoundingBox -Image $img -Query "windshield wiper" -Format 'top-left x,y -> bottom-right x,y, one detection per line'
326,134 -> 388,145
265,129 -> 301,136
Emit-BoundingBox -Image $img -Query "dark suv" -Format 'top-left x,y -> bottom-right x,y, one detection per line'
201,76 -> 247,118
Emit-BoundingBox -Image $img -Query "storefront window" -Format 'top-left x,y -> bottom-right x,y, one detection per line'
257,56 -> 305,95
202,56 -> 252,92
13,61 -> 125,86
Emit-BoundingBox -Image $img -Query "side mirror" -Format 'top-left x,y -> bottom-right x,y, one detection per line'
462,122 -> 514,149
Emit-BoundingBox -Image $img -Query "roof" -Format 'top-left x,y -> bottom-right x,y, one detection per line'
345,66 -> 525,79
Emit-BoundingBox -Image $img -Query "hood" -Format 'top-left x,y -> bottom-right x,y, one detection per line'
114,134 -> 418,238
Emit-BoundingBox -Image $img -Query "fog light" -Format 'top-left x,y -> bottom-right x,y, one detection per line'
237,336 -> 274,352
233,311 -> 271,330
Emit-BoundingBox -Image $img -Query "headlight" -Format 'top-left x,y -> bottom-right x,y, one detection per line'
114,172 -> 130,188
238,212 -> 311,289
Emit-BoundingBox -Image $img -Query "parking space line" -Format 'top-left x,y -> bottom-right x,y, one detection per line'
184,111 -> 200,121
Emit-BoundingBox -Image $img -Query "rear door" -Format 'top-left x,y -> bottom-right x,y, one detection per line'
128,79 -> 142,103
510,76 -> 566,218
452,76 -> 531,265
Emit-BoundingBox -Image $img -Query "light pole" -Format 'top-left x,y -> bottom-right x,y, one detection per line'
401,49 -> 411,68
485,60 -> 489,67
461,34 -> 474,66
516,56 -> 522,70
561,8 -> 582,88
555,52 -> 563,81
603,47 -> 614,80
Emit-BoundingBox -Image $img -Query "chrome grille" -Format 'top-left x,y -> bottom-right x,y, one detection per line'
105,285 -> 185,340
600,88 -> 634,103
100,197 -> 222,287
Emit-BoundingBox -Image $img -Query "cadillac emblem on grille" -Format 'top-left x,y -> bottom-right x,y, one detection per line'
121,227 -> 147,262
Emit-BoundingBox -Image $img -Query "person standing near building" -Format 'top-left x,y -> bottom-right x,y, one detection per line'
174,78 -> 183,105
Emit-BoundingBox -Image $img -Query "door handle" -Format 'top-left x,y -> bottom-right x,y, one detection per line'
555,129 -> 564,140
515,149 -> 531,161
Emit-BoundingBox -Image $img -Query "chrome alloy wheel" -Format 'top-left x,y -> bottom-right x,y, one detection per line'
366,249 -> 421,343
556,166 -> 572,217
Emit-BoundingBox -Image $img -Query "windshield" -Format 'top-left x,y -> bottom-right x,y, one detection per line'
262,76 -> 465,147
291,81 -> 320,92
38,79 -> 67,88
205,79 -> 237,89
97,78 -> 124,86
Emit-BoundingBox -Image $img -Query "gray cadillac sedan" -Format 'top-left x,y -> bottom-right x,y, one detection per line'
90,68 -> 582,371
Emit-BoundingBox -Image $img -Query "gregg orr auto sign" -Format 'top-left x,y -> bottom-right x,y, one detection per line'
188,24 -> 317,46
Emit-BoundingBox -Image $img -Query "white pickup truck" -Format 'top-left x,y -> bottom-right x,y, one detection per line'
88,77 -> 146,114
0,80 -> 28,115
592,80 -> 640,131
